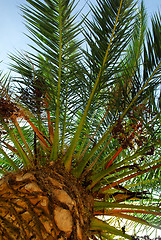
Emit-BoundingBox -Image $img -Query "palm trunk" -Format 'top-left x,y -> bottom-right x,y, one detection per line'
0,162 -> 93,239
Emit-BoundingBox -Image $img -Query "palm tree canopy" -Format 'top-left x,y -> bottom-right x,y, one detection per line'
0,0 -> 161,239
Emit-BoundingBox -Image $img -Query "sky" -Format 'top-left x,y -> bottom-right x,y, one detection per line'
0,0 -> 161,72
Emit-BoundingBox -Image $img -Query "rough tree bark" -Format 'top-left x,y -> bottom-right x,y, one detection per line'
0,162 -> 93,240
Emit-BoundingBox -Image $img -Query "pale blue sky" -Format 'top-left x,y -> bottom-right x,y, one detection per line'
0,0 -> 161,72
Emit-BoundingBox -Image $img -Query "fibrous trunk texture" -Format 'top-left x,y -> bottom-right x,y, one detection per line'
0,163 -> 93,239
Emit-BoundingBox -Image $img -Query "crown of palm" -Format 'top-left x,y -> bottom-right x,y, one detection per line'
0,0 -> 161,239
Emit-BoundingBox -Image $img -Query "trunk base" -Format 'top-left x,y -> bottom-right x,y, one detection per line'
0,162 -> 93,239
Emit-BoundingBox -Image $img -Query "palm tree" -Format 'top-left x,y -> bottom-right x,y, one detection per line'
0,0 -> 161,239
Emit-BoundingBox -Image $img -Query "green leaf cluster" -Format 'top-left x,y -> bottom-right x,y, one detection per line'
0,0 -> 161,239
